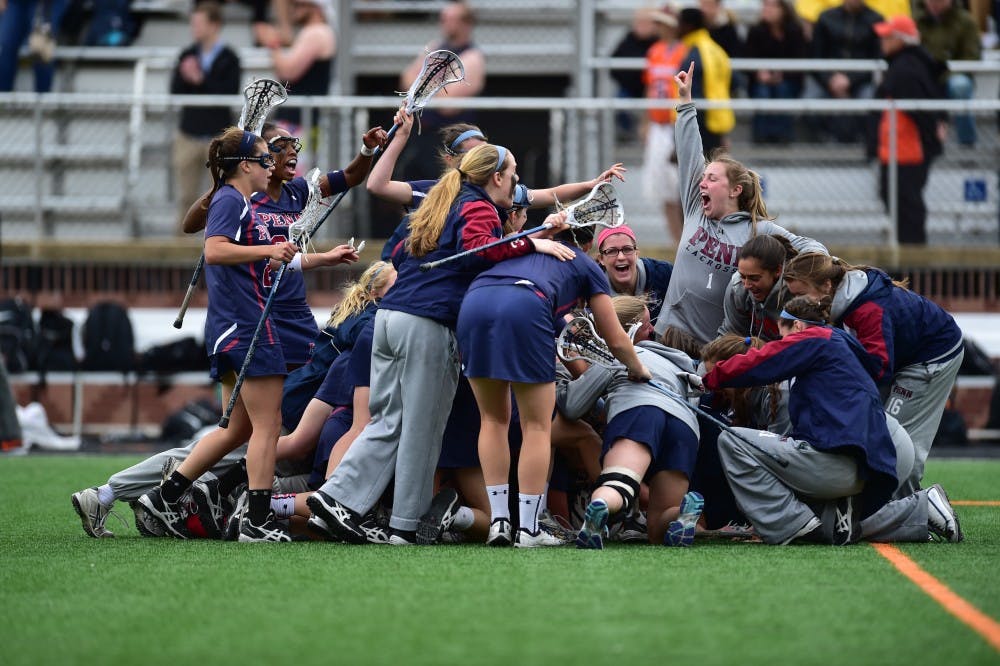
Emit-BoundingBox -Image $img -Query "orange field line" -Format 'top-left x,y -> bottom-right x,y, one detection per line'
872,543 -> 1000,652
952,500 -> 1000,506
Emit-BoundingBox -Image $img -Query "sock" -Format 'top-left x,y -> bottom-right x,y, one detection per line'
519,493 -> 543,534
486,484 -> 510,521
248,489 -> 272,525
452,506 -> 475,531
270,493 -> 296,519
541,484 -> 549,514
97,484 -> 115,507
160,470 -> 192,504
217,458 -> 248,497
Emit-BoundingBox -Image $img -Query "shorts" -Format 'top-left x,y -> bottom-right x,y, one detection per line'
309,405 -> 352,488
642,122 -> 680,205
602,405 -> 698,478
210,343 -> 287,381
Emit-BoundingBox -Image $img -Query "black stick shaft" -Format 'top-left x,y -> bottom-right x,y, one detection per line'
173,253 -> 205,329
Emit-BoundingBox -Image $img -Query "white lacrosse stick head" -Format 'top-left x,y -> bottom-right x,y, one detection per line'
238,78 -> 288,135
289,168 -> 324,251
556,315 -> 620,368
403,49 -> 466,115
565,182 -> 625,230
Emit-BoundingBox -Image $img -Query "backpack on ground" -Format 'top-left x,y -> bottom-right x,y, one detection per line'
82,301 -> 135,372
160,399 -> 220,442
0,297 -> 38,373
139,336 -> 208,374
37,309 -> 77,373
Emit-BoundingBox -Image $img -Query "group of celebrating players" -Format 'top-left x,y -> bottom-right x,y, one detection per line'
71,62 -> 966,549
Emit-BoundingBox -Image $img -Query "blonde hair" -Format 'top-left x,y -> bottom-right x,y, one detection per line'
327,261 -> 395,328
708,149 -> 773,225
406,144 -> 509,257
611,295 -> 649,331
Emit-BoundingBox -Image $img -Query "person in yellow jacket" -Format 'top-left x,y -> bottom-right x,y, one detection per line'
678,8 -> 735,154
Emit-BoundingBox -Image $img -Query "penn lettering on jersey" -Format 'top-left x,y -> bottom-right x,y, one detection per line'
685,227 -> 740,272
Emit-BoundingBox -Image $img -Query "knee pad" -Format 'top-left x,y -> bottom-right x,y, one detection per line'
595,466 -> 642,516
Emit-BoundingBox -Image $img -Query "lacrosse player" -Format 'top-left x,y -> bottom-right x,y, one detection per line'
783,252 -> 964,498
652,61 -> 827,345
594,224 -> 673,326
308,143 -> 577,546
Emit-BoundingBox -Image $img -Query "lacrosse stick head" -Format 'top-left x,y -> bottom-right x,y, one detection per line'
557,316 -> 620,368
403,50 -> 465,115
565,182 -> 624,231
289,168 -> 325,251
238,79 -> 288,135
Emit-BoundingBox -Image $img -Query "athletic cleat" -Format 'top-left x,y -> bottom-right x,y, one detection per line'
615,510 -> 648,543
190,479 -> 225,539
222,489 -> 248,541
417,488 -> 460,545
130,501 -> 165,537
137,486 -> 191,538
515,527 -> 566,548
306,513 -> 341,542
576,499 -> 610,550
238,512 -> 292,542
699,521 -> 758,541
388,529 -> 417,546
71,487 -> 115,538
306,491 -> 368,544
780,516 -> 822,545
664,491 -> 704,547
927,484 -> 963,543
359,511 -> 391,544
829,495 -> 861,546
486,518 -> 512,547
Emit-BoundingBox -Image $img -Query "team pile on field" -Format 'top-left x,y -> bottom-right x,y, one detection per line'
71,63 -> 965,548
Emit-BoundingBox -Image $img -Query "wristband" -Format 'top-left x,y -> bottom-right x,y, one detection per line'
361,143 -> 376,157
288,253 -> 303,272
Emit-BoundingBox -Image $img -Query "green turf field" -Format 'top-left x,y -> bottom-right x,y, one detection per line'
1,455 -> 998,666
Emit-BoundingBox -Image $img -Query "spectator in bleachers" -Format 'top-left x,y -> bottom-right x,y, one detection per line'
642,7 -> 687,242
170,1 -> 241,230
259,0 -> 335,136
698,0 -> 744,95
916,0 -> 982,146
793,0 -> 836,39
0,0 -> 68,91
870,15 -> 946,245
609,7 -> 661,143
678,7 -> 735,154
807,0 -> 883,143
395,0 -> 485,182
745,0 -> 808,144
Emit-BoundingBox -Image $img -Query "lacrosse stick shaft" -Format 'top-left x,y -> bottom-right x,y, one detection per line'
369,122 -> 401,161
219,187 -> 349,427
419,222 -> 553,272
173,253 -> 205,329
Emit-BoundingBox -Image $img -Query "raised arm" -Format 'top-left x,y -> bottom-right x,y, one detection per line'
531,164 -> 627,208
181,188 -> 214,234
328,125 -> 387,194
366,105 -> 418,206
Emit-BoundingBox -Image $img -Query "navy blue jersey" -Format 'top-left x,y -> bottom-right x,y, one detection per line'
839,268 -> 963,383
346,318 -> 375,389
379,183 -> 532,328
469,245 -> 611,331
203,185 -> 278,355
705,325 -> 898,516
640,257 -> 673,323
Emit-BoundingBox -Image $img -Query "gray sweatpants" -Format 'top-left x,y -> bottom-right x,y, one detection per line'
108,434 -> 247,502
884,351 -> 963,497
717,428 -> 864,544
319,309 -> 460,532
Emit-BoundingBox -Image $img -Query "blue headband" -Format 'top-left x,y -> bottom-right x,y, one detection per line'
494,145 -> 508,173
239,130 -> 258,157
511,184 -> 532,209
448,129 -> 486,153
779,309 -> 826,326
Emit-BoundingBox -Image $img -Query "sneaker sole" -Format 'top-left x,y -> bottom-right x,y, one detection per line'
929,484 -> 964,543
306,494 -> 368,545
576,501 -> 609,550
416,489 -> 460,545
664,492 -> 704,547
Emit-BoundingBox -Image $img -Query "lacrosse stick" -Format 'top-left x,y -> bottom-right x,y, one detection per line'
174,79 -> 289,330
221,169 -> 334,427
556,316 -> 790,468
374,49 -> 466,159
419,181 -> 624,272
